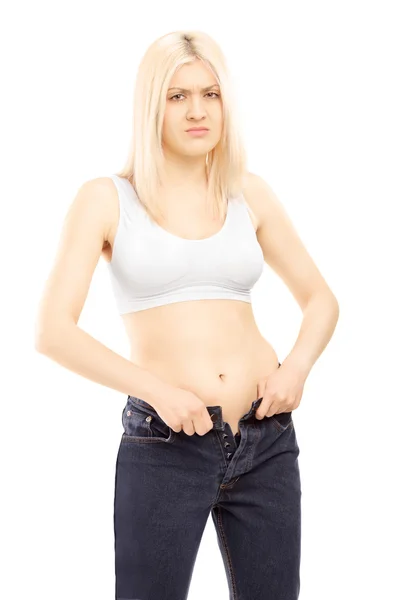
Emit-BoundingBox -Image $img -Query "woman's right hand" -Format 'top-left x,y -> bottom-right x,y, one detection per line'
150,386 -> 215,437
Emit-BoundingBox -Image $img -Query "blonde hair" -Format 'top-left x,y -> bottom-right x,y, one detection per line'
116,30 -> 248,223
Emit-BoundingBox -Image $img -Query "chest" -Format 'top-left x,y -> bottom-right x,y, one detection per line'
151,185 -> 259,237
154,205 -> 227,240
103,189 -> 259,262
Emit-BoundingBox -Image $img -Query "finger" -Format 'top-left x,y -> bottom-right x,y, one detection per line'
197,411 -> 214,436
182,419 -> 195,436
256,402 -> 270,419
265,402 -> 280,418
257,378 -> 268,399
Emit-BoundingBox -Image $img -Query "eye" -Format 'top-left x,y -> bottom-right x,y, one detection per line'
170,92 -> 220,101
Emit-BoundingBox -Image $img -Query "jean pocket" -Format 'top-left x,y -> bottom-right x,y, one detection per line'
270,411 -> 294,433
121,396 -> 176,444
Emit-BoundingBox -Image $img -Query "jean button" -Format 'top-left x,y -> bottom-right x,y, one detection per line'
127,410 -> 132,416
145,415 -> 152,422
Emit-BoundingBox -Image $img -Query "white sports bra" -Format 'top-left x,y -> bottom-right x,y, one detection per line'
106,174 -> 265,314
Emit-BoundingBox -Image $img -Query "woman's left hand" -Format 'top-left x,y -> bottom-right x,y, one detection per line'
255,362 -> 305,419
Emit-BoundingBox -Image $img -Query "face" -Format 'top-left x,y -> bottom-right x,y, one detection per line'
162,58 -> 223,160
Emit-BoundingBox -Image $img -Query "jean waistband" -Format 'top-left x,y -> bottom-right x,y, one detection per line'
128,361 -> 282,431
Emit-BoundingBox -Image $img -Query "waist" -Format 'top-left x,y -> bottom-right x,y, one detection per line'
122,300 -> 279,402
124,299 -> 265,359
130,345 -> 279,421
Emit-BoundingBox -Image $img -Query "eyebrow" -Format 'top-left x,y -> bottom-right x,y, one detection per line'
168,85 -> 220,93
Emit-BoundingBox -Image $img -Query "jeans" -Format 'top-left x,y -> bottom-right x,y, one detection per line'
114,363 -> 302,600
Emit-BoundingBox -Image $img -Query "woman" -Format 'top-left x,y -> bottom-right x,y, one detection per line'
35,30 -> 339,600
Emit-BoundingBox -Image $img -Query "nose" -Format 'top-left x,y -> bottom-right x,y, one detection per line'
186,98 -> 207,120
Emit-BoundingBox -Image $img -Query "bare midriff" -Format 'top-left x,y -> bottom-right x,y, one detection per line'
103,175 -> 278,436
120,299 -> 279,436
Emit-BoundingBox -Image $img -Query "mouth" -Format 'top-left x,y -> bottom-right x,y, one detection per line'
186,128 -> 210,137
186,127 -> 209,132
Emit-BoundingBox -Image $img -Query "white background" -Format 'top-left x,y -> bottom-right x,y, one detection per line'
2,1 -> 399,598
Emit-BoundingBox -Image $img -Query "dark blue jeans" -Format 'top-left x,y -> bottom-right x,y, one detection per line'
114,364 -> 302,600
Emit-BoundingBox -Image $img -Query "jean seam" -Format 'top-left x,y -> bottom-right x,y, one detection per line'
123,409 -> 176,443
216,506 -> 238,600
245,422 -> 261,472
271,416 -> 294,432
121,433 -> 175,444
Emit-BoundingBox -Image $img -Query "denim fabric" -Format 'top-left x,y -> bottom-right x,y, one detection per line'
114,362 -> 301,599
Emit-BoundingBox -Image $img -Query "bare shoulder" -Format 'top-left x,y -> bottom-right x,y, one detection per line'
34,176 -> 118,338
242,171 -> 278,211
241,171 -> 277,232
243,171 -> 335,308
77,176 -> 118,244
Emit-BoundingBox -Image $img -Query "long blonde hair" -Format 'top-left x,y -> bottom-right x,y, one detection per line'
116,30 -> 248,223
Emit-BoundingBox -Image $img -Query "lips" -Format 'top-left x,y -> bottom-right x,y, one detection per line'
186,127 -> 209,132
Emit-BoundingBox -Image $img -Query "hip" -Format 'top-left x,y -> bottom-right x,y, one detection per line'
130,335 -> 280,430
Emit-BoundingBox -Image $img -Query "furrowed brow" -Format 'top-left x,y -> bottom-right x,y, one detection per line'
168,85 -> 220,93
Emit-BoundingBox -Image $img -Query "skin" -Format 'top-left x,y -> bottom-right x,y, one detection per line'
159,58 -> 223,194
36,58 -> 339,437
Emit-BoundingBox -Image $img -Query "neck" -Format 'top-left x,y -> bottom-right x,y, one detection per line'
159,149 -> 208,190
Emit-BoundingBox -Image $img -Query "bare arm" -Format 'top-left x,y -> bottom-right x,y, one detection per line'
34,177 -> 171,404
246,172 -> 340,376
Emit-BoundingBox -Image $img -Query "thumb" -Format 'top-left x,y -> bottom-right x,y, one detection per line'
256,388 -> 272,419
257,378 -> 267,399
